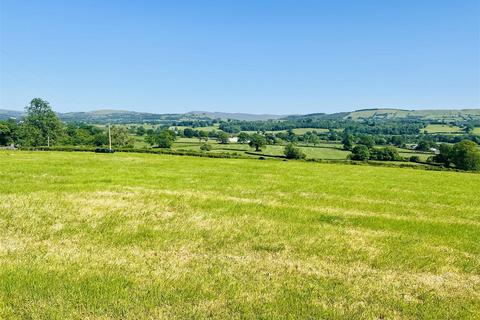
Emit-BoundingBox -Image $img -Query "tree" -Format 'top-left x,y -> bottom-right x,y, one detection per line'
433,141 -> 480,170
136,126 -> 146,136
93,132 -> 108,146
342,134 -> 354,150
183,128 -> 195,138
111,126 -> 134,147
249,134 -> 266,151
147,129 -> 175,148
350,145 -> 370,161
21,98 -> 63,146
389,136 -> 405,147
464,123 -> 474,134
217,131 -> 229,144
451,140 -> 480,171
284,143 -> 306,159
369,146 -> 401,161
198,131 -> 208,142
327,129 -> 340,141
306,134 -> 320,146
0,119 -> 18,146
358,135 -> 375,148
416,139 -> 435,151
237,132 -> 250,144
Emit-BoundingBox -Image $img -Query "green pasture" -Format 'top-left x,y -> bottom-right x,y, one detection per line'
424,124 -> 463,134
0,151 -> 478,319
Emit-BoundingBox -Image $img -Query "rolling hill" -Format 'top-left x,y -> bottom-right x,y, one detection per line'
1,108 -> 479,123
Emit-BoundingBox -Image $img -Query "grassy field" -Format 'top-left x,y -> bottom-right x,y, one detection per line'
171,125 -> 220,132
291,128 -> 329,134
424,124 -> 463,134
172,139 -> 350,160
1,151 -> 479,319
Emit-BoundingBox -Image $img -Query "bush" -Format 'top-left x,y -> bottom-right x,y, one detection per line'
200,143 -> 212,151
350,145 -> 370,161
95,148 -> 115,153
284,143 -> 306,159
370,146 -> 401,161
409,155 -> 421,162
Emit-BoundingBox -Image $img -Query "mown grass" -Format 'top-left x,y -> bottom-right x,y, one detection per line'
0,151 -> 479,319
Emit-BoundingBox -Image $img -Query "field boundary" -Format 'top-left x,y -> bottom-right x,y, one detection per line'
12,146 -> 477,173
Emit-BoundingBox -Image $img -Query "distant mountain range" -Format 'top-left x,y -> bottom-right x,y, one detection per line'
0,109 -> 287,123
1,108 -> 479,123
285,108 -> 480,121
185,111 -> 284,121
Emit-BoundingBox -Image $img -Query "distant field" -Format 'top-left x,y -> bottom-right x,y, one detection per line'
242,128 -> 341,135
0,151 -> 478,319
171,125 -> 220,132
473,127 -> 480,135
132,136 -> 436,162
292,128 -> 329,134
172,140 -> 349,160
424,124 -> 463,134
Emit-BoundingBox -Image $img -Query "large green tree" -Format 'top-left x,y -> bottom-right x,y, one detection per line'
217,132 -> 229,144
342,134 -> 354,150
350,145 -> 370,161
434,141 -> 480,171
249,134 -> 266,151
0,119 -> 18,146
111,126 -> 134,147
20,98 -> 63,146
147,129 -> 175,148
237,132 -> 250,144
451,140 -> 480,171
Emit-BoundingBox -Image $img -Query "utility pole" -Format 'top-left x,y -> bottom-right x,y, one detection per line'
108,124 -> 112,150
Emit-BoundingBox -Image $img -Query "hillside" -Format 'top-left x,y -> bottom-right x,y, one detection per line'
344,108 -> 480,121
287,108 -> 480,122
0,109 -> 23,120
2,107 -> 479,124
0,151 -> 478,319
186,111 -> 284,121
59,110 -> 183,124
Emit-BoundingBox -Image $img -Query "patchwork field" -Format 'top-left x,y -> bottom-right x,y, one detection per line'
424,124 -> 463,134
0,151 -> 479,319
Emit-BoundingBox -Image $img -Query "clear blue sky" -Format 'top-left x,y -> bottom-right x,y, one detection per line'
1,0 -> 479,114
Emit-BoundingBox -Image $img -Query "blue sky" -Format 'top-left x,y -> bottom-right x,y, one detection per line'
1,0 -> 478,114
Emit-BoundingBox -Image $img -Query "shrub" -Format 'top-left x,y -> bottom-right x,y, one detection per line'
370,146 -> 401,161
284,143 -> 306,159
200,143 -> 212,151
350,145 -> 370,161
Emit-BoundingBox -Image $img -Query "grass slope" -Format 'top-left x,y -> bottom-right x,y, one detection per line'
0,151 -> 479,319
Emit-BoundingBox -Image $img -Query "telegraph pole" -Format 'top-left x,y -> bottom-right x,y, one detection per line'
108,124 -> 112,150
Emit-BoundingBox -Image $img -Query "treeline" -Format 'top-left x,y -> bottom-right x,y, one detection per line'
218,118 -> 425,135
219,119 -> 346,133
0,99 -> 136,148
